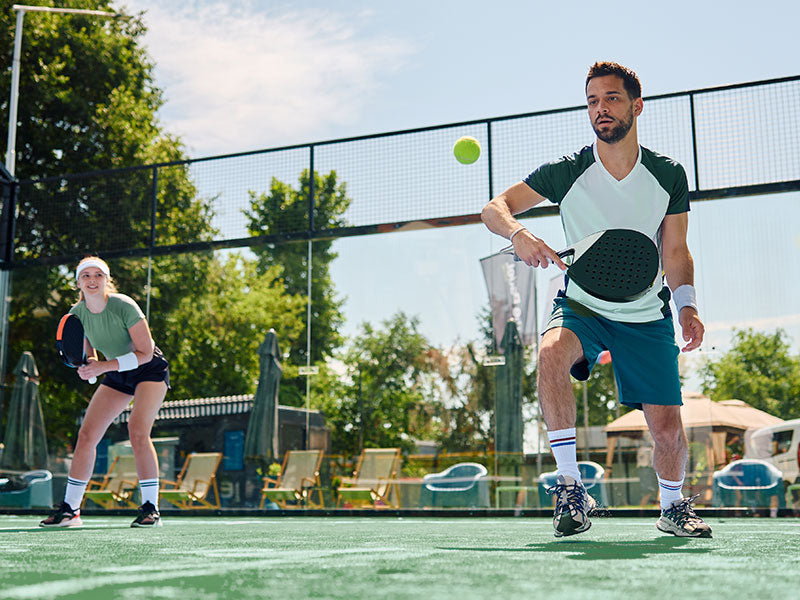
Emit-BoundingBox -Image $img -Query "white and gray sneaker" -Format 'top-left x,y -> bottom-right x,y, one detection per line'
547,474 -> 596,538
656,494 -> 712,538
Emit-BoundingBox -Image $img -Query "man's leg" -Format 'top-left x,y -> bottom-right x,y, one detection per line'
539,327 -> 595,537
642,404 -> 687,505
539,327 -> 583,480
538,327 -> 583,428
644,404 -> 711,538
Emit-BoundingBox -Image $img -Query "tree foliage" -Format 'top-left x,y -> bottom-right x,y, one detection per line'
432,343 -> 494,453
574,361 -> 624,426
700,328 -> 800,419
1,1 -> 162,178
244,169 -> 349,406
158,255 -> 305,400
315,312 -> 438,456
0,3 -> 308,448
434,308 -> 537,453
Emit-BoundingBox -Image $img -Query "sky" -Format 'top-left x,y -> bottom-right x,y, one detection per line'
119,0 -> 800,429
125,0 -> 799,157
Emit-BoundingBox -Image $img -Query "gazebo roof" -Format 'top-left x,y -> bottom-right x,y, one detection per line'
603,391 -> 784,436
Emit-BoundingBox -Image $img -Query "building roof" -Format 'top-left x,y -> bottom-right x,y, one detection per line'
95,394 -> 323,425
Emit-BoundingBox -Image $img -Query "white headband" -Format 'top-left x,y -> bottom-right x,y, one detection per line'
75,259 -> 110,281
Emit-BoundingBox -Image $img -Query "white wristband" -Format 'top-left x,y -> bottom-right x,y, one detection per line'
116,351 -> 139,372
509,226 -> 527,242
673,284 -> 698,313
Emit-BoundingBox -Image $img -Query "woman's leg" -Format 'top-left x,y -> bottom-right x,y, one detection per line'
60,386 -> 133,512
127,381 -> 168,481
70,386 -> 135,481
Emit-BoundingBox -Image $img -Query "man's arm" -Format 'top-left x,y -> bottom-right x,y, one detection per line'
481,182 -> 566,270
661,212 -> 704,352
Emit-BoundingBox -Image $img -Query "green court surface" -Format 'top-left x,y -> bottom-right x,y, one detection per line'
2,516 -> 800,599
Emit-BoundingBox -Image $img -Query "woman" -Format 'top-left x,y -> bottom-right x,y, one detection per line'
40,256 -> 169,528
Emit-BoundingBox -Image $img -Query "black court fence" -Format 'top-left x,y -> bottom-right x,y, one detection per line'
1,75 -> 799,268
2,77 -> 800,513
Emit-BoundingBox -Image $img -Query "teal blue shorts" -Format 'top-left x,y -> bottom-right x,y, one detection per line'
543,297 -> 682,410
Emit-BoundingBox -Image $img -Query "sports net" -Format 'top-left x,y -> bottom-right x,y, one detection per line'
6,76 -> 798,265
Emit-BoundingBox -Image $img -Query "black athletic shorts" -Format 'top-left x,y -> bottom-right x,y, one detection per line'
101,346 -> 170,396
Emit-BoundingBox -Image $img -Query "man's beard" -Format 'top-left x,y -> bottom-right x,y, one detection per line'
592,106 -> 634,143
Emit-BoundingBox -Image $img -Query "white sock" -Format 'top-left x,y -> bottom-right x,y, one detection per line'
548,427 -> 581,482
64,477 -> 88,511
658,475 -> 684,510
139,478 -> 159,507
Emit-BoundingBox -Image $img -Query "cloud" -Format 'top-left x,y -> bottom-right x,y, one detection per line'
124,1 -> 413,156
704,313 -> 800,334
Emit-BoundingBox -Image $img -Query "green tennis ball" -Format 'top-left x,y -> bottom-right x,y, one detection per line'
453,136 -> 481,165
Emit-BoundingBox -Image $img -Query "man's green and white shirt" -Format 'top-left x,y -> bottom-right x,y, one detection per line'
524,144 -> 689,322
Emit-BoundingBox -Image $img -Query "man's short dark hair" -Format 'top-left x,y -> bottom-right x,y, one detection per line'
586,62 -> 641,99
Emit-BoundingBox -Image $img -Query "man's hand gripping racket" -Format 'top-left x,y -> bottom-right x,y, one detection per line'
56,314 -> 97,384
503,228 -> 660,303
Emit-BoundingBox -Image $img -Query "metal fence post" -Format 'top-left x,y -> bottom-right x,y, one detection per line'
689,92 -> 701,191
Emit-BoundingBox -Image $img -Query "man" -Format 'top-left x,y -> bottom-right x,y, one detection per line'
481,61 -> 711,538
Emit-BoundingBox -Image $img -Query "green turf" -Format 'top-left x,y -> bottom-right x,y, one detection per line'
1,515 -> 799,599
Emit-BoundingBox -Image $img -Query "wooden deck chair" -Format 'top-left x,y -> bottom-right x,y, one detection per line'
82,454 -> 139,509
336,448 -> 401,508
260,449 -> 324,509
160,452 -> 222,509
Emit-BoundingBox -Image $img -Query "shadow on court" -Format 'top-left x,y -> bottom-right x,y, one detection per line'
439,536 -> 713,560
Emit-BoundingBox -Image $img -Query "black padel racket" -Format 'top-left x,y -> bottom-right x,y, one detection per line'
502,228 -> 659,302
56,314 -> 96,384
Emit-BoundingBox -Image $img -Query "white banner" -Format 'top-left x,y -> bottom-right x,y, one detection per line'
479,251 -> 538,349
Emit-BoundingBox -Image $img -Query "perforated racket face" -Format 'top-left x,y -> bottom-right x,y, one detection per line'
567,229 -> 659,302
56,314 -> 86,368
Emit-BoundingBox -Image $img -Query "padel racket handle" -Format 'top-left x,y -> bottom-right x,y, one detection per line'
512,252 -> 569,267
89,376 -> 97,384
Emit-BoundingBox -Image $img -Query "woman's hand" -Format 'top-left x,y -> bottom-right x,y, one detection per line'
77,359 -> 110,381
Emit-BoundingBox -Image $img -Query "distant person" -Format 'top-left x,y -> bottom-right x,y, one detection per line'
636,438 -> 657,507
482,62 -> 711,538
40,256 -> 169,528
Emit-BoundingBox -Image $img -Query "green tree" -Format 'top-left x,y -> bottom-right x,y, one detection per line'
1,1 -> 162,178
159,254 -> 305,400
0,4 -> 309,449
434,305 -> 626,456
434,342 -> 495,453
700,328 -> 800,418
435,308 -> 532,454
574,361 -> 624,427
0,0 -> 216,263
316,312 -> 438,456
244,169 -> 350,406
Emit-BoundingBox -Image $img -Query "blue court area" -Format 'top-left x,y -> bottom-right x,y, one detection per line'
1,515 -> 799,599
